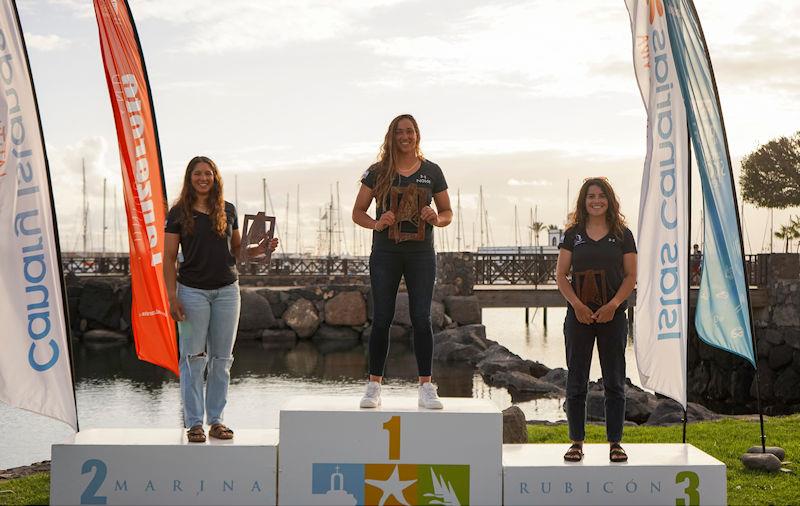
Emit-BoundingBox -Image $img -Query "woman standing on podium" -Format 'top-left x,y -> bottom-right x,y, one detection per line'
352,114 -> 453,410
164,155 -> 278,443
555,177 -> 637,462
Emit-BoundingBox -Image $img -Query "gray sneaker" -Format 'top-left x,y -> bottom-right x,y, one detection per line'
360,381 -> 382,408
418,382 -> 443,409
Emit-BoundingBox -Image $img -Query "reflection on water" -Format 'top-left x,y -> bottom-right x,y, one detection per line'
0,307 -> 638,469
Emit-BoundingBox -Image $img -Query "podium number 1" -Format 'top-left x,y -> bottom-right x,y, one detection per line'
383,416 -> 401,460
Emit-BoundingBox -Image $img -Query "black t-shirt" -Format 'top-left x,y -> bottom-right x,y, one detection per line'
558,224 -> 636,312
361,159 -> 448,252
165,201 -> 239,290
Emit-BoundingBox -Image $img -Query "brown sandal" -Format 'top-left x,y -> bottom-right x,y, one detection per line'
209,423 -> 234,440
564,443 -> 583,462
610,443 -> 628,462
187,425 -> 206,443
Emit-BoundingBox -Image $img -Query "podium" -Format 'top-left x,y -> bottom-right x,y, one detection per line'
278,396 -> 502,506
50,428 -> 278,505
502,444 -> 726,505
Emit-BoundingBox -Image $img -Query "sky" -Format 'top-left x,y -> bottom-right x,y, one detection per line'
17,0 -> 800,255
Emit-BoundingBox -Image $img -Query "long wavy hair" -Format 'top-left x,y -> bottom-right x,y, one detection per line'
370,114 -> 424,209
173,156 -> 227,236
566,177 -> 627,238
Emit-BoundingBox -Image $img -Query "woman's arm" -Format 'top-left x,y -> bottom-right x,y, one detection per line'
163,232 -> 185,321
352,183 -> 395,231
421,189 -> 453,227
593,252 -> 637,323
231,229 -> 242,259
556,248 -> 594,324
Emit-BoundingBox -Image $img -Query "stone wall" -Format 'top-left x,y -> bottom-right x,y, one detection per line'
688,254 -> 800,414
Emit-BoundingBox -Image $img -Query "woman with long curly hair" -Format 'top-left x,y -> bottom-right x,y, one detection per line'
163,156 -> 277,443
352,114 -> 452,409
555,177 -> 637,463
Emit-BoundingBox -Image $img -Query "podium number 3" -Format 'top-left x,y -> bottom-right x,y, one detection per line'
675,470 -> 699,506
383,416 -> 401,460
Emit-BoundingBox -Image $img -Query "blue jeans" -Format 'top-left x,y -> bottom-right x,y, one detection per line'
177,281 -> 240,428
564,308 -> 627,442
368,249 -> 436,377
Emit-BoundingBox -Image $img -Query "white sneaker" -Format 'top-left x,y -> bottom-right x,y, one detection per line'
360,381 -> 382,408
418,382 -> 443,409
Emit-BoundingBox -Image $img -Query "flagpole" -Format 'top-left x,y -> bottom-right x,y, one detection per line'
11,0 -> 80,430
683,123 -> 691,445
685,0 -> 765,452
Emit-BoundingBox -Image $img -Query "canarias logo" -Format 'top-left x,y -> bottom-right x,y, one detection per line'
649,0 -> 665,23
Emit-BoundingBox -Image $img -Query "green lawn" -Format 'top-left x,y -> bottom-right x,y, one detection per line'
528,414 -> 800,505
2,416 -> 797,505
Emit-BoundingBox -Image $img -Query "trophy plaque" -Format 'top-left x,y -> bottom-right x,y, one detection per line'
388,183 -> 426,243
239,212 -> 276,268
573,269 -> 608,307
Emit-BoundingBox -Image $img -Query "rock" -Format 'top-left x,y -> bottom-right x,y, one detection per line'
768,344 -> 794,370
586,390 -> 605,421
256,288 -> 287,318
431,301 -> 446,329
476,345 -> 550,379
747,446 -> 786,461
433,283 -> 458,303
491,371 -> 564,396
236,329 -> 262,340
390,324 -> 408,341
238,289 -> 276,330
756,337 -> 772,358
81,329 -> 128,343
625,385 -> 659,424
773,368 -> 800,403
361,325 -> 371,342
761,329 -> 784,346
433,341 -> 485,363
394,293 -> 411,326
444,295 -> 482,325
324,291 -> 367,326
313,324 -> 360,342
78,279 -> 120,329
740,452 -> 782,472
784,328 -> 800,350
772,305 -> 799,328
434,324 -> 488,348
645,399 -> 721,425
751,363 -> 776,400
285,287 -> 324,302
502,406 -> 528,444
541,368 -> 568,389
283,298 -> 320,339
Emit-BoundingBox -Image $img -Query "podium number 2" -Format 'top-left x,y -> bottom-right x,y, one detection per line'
675,470 -> 699,506
80,459 -> 108,504
383,416 -> 401,460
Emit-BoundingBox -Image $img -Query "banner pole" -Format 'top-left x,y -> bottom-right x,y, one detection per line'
11,0 -> 80,431
683,123 -> 691,444
685,0 -> 765,452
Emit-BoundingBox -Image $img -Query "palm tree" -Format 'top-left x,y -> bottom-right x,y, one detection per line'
774,219 -> 800,253
529,221 -> 545,247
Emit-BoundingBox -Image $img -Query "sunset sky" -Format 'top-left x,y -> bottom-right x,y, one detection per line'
19,0 -> 800,254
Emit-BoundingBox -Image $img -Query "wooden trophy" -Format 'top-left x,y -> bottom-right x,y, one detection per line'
388,183 -> 426,243
574,269 -> 608,307
239,212 -> 276,269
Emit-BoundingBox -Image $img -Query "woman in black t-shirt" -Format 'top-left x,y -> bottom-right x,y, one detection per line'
352,114 -> 453,410
555,177 -> 637,463
163,156 -> 277,443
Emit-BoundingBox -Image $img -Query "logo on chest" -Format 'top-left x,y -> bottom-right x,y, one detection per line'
415,174 -> 432,185
573,234 -> 586,247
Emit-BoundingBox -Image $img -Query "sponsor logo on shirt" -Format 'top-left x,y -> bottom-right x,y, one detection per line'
415,174 -> 432,185
574,234 -> 586,247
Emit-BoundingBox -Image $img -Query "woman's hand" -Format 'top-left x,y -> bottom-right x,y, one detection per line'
592,301 -> 619,323
573,302 -> 595,325
169,297 -> 186,322
420,206 -> 438,226
375,211 -> 396,231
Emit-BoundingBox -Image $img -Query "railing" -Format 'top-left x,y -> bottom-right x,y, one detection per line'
475,253 -> 769,287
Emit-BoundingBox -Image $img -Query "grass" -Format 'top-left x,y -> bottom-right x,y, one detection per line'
528,414 -> 800,505
1,416 -> 797,505
0,472 -> 49,506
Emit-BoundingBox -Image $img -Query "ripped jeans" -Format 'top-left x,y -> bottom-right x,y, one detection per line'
177,281 -> 240,428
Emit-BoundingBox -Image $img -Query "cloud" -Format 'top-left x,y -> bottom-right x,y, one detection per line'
24,33 -> 71,51
508,178 -> 551,187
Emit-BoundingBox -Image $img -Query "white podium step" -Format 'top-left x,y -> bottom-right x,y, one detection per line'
503,443 -> 726,505
278,395 -> 502,506
50,428 -> 278,505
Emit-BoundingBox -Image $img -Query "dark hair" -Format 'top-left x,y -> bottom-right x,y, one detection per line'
173,156 -> 227,236
566,177 -> 626,238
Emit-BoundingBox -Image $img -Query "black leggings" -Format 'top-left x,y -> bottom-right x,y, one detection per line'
368,249 -> 436,377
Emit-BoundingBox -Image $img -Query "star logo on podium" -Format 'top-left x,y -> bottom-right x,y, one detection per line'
365,465 -> 417,506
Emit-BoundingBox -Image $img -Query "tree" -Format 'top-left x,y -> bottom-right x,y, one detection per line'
774,217 -> 800,253
529,221 -> 544,247
740,131 -> 800,209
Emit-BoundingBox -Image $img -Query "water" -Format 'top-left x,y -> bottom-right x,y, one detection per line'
0,307 -> 639,470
